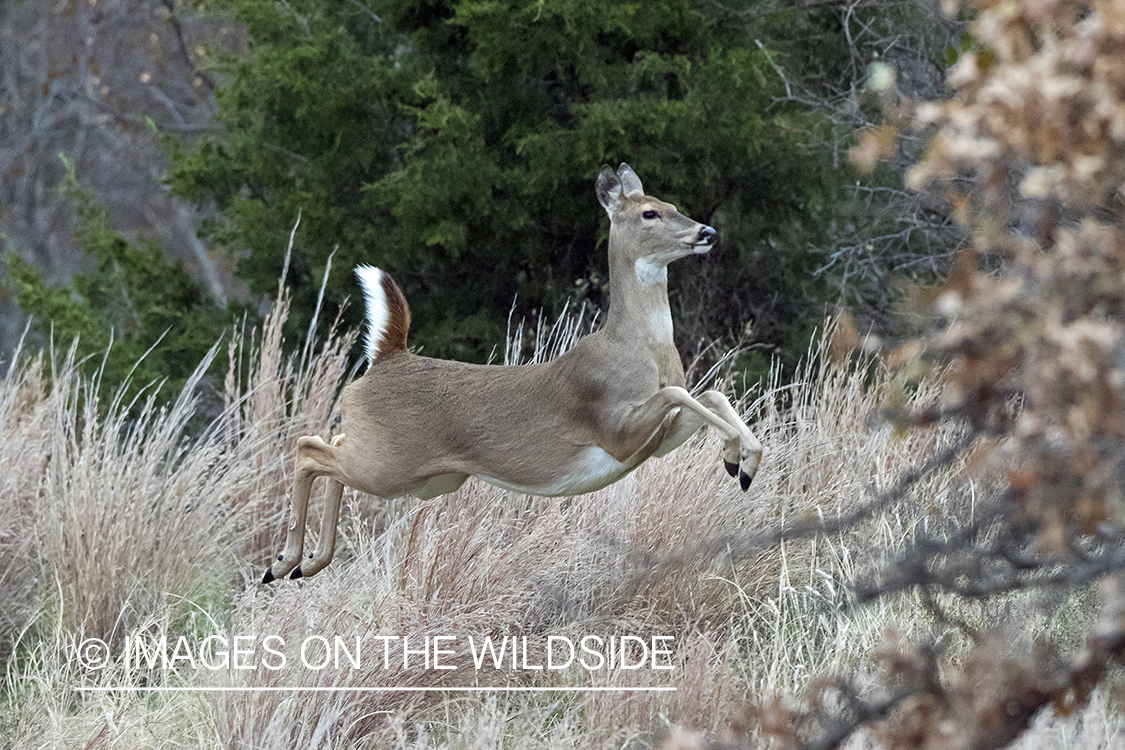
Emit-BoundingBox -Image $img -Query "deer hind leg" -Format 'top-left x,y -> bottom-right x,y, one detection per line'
696,390 -> 763,491
262,435 -> 345,584
290,435 -> 348,580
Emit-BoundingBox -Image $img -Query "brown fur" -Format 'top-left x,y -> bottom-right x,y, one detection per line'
375,272 -> 411,361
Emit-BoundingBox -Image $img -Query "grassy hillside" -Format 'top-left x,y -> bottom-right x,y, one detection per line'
0,300 -> 1118,749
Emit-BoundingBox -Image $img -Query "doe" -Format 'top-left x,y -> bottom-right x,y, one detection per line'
263,163 -> 763,583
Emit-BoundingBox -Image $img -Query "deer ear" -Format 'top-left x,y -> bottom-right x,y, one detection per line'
617,163 -> 644,197
596,165 -> 624,218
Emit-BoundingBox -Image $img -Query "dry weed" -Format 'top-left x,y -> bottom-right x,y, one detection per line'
3,305 -> 1111,749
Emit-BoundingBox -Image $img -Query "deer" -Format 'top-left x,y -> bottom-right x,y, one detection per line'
262,163 -> 763,583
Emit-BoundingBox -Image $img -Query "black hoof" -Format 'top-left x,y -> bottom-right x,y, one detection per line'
262,568 -> 275,584
724,460 -> 739,478
290,567 -> 304,580
740,471 -> 753,492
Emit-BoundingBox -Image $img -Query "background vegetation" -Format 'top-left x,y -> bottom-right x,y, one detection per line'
0,300 -> 1009,748
167,0 -> 853,364
5,0 -> 1125,748
2,0 -> 959,387
6,162 -> 228,396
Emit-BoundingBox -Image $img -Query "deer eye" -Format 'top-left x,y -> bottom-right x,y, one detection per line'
642,210 -> 660,220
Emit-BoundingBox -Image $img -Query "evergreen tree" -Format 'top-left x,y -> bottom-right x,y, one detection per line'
4,163 -> 228,398
172,0 -> 851,365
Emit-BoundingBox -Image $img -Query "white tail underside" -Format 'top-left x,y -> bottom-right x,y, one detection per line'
355,265 -> 391,363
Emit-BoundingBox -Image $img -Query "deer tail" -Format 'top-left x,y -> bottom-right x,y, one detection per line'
355,265 -> 411,364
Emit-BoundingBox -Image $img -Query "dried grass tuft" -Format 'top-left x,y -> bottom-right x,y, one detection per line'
1,304 -> 1118,749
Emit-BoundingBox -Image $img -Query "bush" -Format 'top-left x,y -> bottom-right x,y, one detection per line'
4,161 -> 229,401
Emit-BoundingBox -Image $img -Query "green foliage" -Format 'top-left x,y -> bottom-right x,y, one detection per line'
172,0 -> 855,364
4,163 -> 228,398
168,0 -> 414,345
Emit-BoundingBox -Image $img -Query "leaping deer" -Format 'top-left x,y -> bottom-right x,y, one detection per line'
263,163 -> 763,583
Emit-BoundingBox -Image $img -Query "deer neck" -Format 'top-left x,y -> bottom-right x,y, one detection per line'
605,249 -> 676,349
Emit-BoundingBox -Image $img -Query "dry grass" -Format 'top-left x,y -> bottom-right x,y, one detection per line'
0,302 -> 1119,749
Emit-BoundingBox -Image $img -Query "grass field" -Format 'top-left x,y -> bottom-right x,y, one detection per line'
1,299 -> 1120,749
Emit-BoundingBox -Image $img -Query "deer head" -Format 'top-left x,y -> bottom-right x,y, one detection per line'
596,163 -> 716,286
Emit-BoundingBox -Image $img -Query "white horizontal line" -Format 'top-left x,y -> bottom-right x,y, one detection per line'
76,685 -> 676,693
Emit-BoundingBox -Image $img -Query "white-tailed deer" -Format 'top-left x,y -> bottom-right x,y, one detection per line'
262,163 -> 762,582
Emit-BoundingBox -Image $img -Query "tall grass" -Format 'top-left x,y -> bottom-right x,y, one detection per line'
0,301 -> 1117,749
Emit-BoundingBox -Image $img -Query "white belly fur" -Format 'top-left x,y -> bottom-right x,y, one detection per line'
479,446 -> 631,496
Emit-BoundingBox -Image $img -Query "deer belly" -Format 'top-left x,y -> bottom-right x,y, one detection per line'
479,446 -> 631,497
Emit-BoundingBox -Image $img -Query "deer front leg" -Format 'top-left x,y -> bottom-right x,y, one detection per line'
262,435 -> 341,584
696,390 -> 762,490
613,386 -> 757,489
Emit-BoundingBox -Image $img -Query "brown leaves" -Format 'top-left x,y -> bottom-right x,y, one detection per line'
829,310 -> 861,362
752,615 -> 1125,749
912,0 -> 1125,548
801,0 -> 1125,747
850,124 -> 902,173
727,4 -> 1125,749
914,0 -> 1125,209
863,636 -> 1069,750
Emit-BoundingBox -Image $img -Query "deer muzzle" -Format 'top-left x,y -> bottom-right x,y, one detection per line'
692,225 -> 717,252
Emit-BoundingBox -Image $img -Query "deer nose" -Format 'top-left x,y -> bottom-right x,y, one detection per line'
697,225 -> 716,244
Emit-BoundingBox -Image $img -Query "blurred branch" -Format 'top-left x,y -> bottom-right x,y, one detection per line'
344,0 -> 382,24
159,0 -> 216,92
615,426 -> 980,608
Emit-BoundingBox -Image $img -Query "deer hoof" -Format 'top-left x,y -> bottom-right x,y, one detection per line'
724,460 -> 739,477
290,567 -> 304,580
262,567 -> 276,584
739,470 -> 753,492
